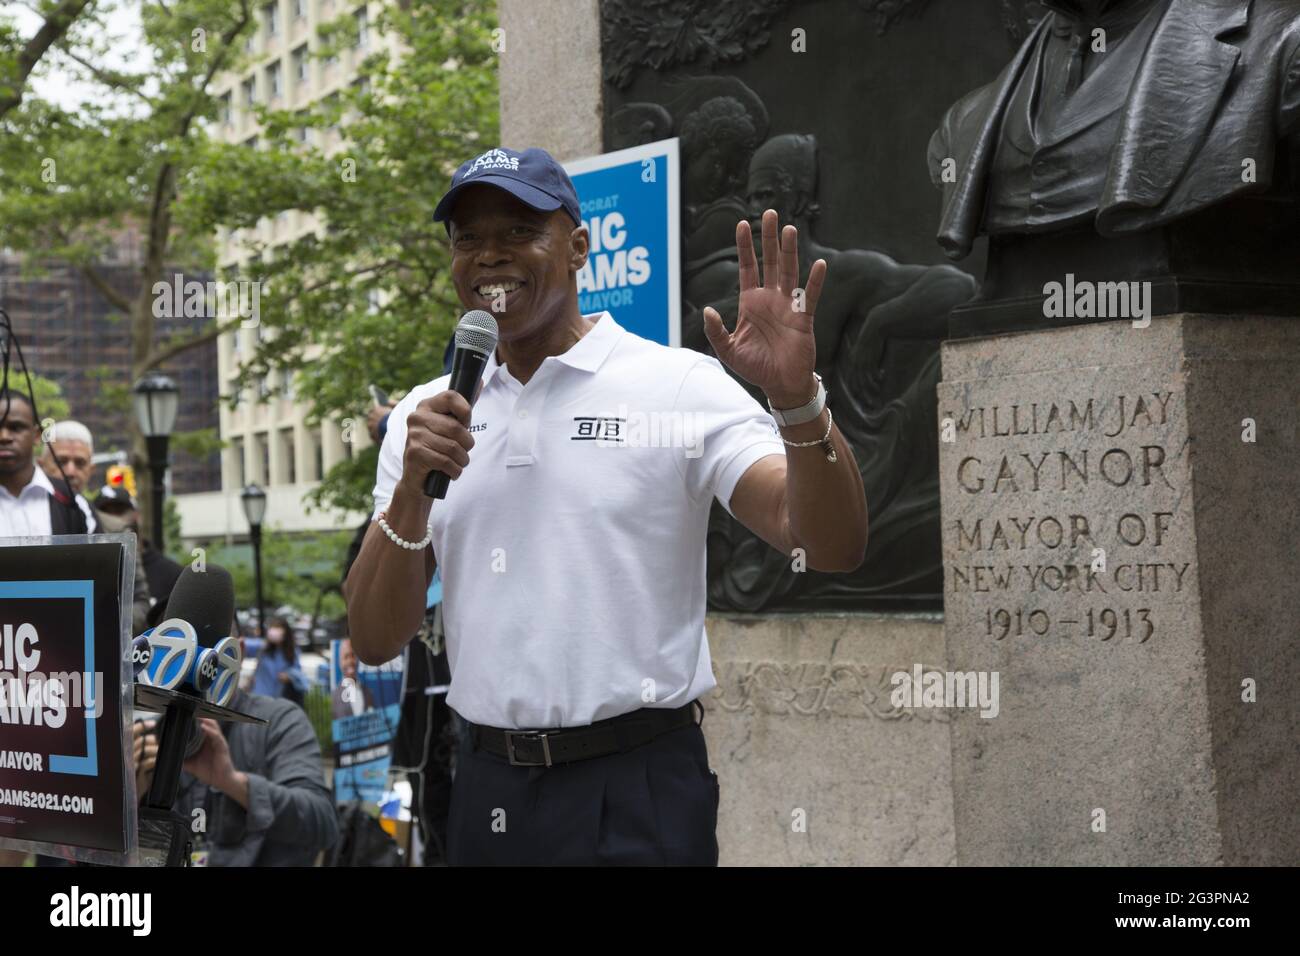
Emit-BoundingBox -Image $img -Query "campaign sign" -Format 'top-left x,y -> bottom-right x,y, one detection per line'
0,538 -> 134,857
330,638 -> 400,805
566,138 -> 681,346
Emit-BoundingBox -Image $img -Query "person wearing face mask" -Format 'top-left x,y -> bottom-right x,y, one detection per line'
252,616 -> 309,706
84,483 -> 156,635
94,483 -> 184,616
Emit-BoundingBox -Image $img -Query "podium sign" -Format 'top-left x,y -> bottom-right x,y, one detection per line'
0,535 -> 136,862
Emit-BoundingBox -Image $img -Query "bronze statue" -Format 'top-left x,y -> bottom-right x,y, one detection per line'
930,0 -> 1300,330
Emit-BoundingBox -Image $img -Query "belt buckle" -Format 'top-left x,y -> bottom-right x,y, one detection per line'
504,731 -> 552,767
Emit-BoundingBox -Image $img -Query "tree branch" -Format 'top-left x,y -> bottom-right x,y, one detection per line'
137,315 -> 245,373
0,0 -> 95,119
79,262 -> 132,313
53,43 -> 153,104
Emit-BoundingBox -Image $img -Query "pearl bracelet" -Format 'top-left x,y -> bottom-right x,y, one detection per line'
376,510 -> 433,551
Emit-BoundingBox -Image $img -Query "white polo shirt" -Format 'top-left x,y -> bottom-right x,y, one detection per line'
372,312 -> 785,729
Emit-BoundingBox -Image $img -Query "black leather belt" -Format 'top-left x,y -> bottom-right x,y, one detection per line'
468,702 -> 698,767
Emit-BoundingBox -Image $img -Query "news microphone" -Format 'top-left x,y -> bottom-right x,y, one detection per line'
424,309 -> 499,499
145,564 -> 237,778
134,563 -> 257,867
134,628 -> 224,698
163,564 -> 237,652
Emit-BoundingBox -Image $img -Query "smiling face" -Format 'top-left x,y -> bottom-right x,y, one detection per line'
340,639 -> 357,680
448,185 -> 589,345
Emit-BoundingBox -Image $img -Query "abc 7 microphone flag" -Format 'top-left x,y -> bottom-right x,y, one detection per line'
135,622 -> 241,708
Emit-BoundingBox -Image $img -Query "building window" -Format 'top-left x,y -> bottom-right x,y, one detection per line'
244,134 -> 258,150
242,76 -> 256,108
310,428 -> 323,481
354,7 -> 369,50
293,0 -> 306,20
232,437 -> 246,487
280,427 -> 296,484
292,44 -> 309,84
255,433 -> 270,485
264,2 -> 279,37
257,375 -> 270,401
323,51 -> 338,79
219,92 -> 232,127
266,61 -> 282,102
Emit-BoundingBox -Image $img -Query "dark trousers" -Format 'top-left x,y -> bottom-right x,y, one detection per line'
447,704 -> 719,866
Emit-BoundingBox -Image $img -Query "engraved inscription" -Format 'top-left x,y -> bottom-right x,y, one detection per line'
940,388 -> 1194,646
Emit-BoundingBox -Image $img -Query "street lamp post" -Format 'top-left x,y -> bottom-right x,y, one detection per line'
132,373 -> 180,552
241,484 -> 268,639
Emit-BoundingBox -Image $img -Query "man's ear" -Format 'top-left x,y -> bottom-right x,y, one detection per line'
568,222 -> 590,273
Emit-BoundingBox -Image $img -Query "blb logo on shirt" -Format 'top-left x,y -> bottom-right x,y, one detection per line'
571,416 -> 626,444
465,149 -> 519,176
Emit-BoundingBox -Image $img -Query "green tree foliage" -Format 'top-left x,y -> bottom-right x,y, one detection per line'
206,525 -> 354,622
181,0 -> 500,513
2,0 -> 500,520
0,0 -> 264,541
0,0 -> 97,120
23,371 -> 71,423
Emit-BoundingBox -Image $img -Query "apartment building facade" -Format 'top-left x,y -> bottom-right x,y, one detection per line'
175,0 -> 394,545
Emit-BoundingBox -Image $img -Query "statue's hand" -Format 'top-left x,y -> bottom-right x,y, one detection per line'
703,210 -> 827,408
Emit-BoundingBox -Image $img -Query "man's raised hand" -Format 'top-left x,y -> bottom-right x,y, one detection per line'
701,209 -> 827,408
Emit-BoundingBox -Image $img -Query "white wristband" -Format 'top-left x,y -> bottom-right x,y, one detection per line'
376,510 -> 432,551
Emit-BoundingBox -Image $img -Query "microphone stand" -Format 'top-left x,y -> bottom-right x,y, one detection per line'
138,694 -> 199,867
134,684 -> 264,867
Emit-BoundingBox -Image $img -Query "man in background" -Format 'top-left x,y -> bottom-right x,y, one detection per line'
0,392 -> 89,538
38,420 -> 94,492
136,618 -> 339,866
37,419 -> 98,529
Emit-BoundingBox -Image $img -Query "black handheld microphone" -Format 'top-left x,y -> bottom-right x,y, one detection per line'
424,309 -> 499,499
146,564 -> 236,808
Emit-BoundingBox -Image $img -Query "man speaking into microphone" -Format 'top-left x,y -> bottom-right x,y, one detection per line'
344,146 -> 867,866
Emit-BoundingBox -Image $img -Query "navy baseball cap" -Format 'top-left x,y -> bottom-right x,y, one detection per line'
434,147 -> 582,229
